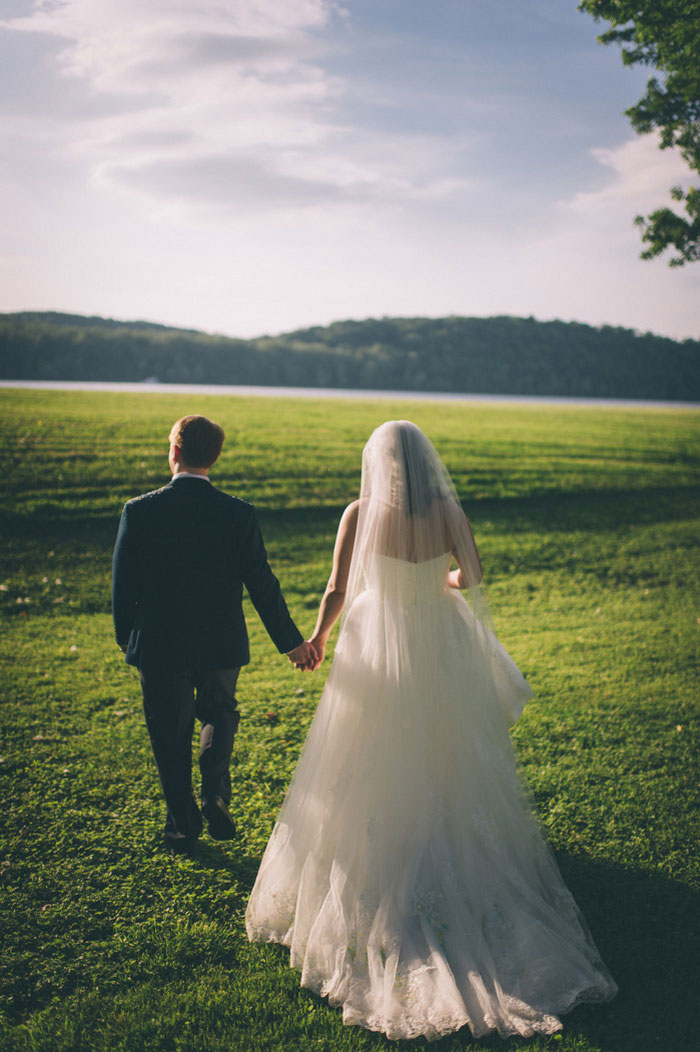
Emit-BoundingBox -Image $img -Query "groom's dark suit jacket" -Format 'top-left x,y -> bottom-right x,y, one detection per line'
112,476 -> 303,672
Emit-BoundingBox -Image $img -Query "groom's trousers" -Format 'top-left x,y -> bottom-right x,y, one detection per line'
139,666 -> 241,848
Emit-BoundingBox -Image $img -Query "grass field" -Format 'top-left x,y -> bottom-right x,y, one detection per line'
0,388 -> 698,1052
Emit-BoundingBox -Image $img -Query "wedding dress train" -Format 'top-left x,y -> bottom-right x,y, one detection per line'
246,551 -> 617,1040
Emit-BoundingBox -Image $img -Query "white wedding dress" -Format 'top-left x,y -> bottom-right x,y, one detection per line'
246,423 -> 617,1041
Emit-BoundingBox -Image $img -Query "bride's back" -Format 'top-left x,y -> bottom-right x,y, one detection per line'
367,500 -> 453,564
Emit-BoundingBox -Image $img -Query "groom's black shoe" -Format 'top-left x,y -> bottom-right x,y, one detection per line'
202,796 -> 236,840
166,836 -> 199,858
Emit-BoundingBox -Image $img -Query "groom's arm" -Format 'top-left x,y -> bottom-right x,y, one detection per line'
112,503 -> 142,650
239,505 -> 303,655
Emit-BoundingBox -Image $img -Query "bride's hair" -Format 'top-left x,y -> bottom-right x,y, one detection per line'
398,421 -> 445,516
363,420 -> 449,518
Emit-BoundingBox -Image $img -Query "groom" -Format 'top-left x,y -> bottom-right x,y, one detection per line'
112,414 -> 314,856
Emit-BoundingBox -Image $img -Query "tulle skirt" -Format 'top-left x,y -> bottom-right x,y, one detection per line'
246,568 -> 617,1040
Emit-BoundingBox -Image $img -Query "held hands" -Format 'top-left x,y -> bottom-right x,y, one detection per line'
287,639 -> 319,672
287,637 -> 326,672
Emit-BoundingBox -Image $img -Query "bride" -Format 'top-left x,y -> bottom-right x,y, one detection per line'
246,420 -> 617,1041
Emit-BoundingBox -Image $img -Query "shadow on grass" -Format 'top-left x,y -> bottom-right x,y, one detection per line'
187,838 -> 262,891
196,483 -> 700,537
237,850 -> 698,1052
1,482 -> 699,540
549,852 -> 698,1052
470,484 -> 700,532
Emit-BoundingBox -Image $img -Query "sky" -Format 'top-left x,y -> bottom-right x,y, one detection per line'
1,0 -> 698,340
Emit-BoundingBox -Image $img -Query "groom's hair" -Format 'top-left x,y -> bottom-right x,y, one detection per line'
169,415 -> 225,467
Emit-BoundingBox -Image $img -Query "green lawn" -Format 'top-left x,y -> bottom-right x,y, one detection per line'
0,389 -> 698,1052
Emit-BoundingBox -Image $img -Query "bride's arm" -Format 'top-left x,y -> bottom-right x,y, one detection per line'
447,505 -> 483,589
308,501 -> 359,666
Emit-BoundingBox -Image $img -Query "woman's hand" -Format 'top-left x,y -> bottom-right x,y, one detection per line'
307,636 -> 326,670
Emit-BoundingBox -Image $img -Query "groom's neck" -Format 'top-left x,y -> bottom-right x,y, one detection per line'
173,465 -> 209,477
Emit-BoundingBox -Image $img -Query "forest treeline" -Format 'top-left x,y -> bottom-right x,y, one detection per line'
1,310 -> 699,400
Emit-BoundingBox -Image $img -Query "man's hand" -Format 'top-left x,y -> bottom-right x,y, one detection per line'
287,640 -> 318,671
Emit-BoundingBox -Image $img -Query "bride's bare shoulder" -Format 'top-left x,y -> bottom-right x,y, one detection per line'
333,500 -> 359,543
337,500 -> 360,537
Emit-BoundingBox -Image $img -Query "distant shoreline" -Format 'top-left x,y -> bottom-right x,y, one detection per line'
1,379 -> 699,410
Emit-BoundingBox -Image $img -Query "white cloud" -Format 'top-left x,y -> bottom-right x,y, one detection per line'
558,134 -> 694,234
4,0 -> 334,91
499,135 -> 700,337
2,0 -> 466,213
2,1 -> 335,205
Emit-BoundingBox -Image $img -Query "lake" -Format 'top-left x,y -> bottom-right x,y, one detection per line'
1,379 -> 698,410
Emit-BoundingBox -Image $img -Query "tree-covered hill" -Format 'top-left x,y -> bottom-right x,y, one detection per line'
1,310 -> 698,400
